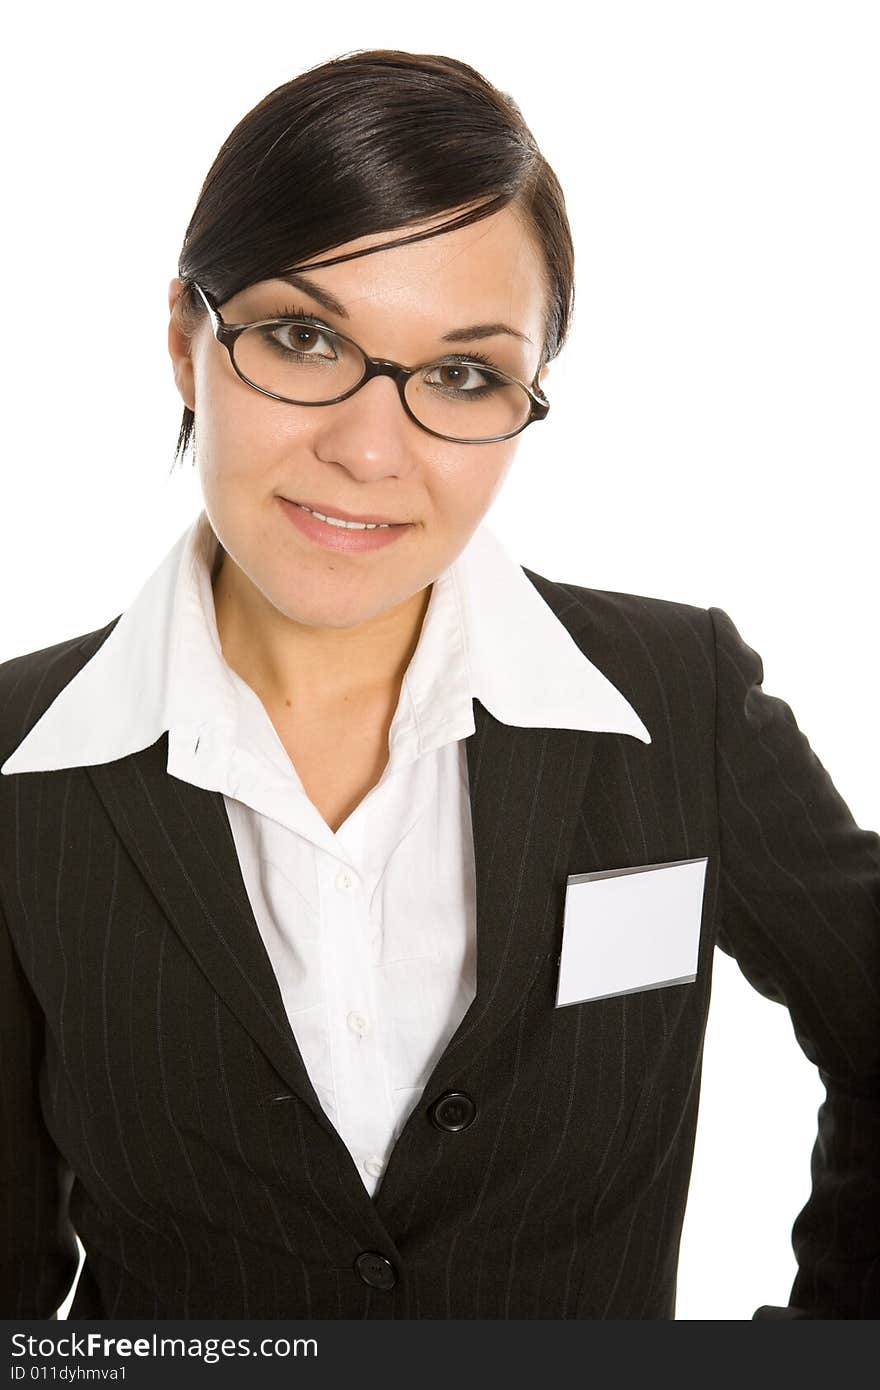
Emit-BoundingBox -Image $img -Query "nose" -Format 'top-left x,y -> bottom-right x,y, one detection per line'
310,372 -> 420,482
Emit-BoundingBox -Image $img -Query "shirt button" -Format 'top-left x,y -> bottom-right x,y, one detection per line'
335,867 -> 355,892
364,1155 -> 385,1178
347,1011 -> 370,1035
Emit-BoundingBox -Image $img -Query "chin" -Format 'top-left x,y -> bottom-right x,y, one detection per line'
274,594 -> 380,630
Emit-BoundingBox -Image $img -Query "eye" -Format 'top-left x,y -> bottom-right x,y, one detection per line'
421,359 -> 504,397
427,361 -> 485,390
263,320 -> 339,361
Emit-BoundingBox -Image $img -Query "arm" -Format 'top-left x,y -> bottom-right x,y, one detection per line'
0,894 -> 80,1318
710,604 -> 880,1319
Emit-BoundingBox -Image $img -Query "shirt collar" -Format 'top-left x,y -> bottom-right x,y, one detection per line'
1,507 -> 650,777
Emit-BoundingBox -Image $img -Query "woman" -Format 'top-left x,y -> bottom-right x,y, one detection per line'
1,48 -> 877,1322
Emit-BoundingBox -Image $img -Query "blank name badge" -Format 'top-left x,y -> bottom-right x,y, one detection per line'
555,856 -> 709,1007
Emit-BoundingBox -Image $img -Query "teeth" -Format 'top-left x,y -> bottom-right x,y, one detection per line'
296,503 -> 392,530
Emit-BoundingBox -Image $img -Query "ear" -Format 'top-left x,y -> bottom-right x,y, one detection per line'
168,276 -> 186,315
167,277 -> 197,412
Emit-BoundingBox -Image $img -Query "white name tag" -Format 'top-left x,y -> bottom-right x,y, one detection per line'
555,856 -> 709,1007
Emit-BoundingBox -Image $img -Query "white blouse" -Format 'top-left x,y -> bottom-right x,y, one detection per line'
2,508 -> 650,1197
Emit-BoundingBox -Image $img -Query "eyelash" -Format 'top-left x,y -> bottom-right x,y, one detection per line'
265,301 -> 505,374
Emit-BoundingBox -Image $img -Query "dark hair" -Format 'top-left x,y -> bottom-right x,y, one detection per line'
171,47 -> 575,470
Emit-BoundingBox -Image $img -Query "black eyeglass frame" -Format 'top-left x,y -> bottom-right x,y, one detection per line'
188,280 -> 550,445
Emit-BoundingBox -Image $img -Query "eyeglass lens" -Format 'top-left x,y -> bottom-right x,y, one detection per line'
232,319 -> 532,442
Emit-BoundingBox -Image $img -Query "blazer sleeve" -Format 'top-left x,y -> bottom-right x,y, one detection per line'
1,894 -> 80,1318
710,605 -> 880,1320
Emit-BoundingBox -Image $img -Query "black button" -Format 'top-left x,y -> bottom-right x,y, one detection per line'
354,1250 -> 397,1290
429,1090 -> 476,1132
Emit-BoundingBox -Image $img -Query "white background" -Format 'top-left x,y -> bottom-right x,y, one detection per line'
2,1 -> 877,1321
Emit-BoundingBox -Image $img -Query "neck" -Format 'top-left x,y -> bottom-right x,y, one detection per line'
210,550 -> 432,711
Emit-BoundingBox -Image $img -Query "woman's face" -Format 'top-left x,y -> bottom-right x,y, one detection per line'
168,204 -> 550,632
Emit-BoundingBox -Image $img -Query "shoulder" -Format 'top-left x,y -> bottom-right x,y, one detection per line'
0,615 -> 121,767
521,567 -> 721,741
523,565 -> 714,659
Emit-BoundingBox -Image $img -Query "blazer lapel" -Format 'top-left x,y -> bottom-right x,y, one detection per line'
84,735 -> 338,1141
405,699 -> 597,1096
83,692 -> 596,1173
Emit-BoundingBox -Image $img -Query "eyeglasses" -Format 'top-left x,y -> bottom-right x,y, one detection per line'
189,281 -> 550,445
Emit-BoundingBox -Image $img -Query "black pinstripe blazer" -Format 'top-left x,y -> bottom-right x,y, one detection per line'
1,575 -> 878,1320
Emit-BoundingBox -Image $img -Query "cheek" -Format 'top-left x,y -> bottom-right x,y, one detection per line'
195,379 -> 313,483
437,445 -> 515,520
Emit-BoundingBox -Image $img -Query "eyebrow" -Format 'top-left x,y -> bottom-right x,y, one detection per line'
274,271 -> 533,346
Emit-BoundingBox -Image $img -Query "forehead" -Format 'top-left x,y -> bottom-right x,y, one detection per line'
275,205 -> 546,338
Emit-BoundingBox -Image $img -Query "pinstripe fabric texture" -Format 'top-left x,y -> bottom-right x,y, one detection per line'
1,575 -> 878,1319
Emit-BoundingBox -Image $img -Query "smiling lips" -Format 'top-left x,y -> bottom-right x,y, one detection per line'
283,496 -> 408,527
277,495 -> 413,553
